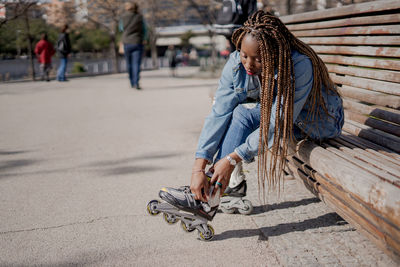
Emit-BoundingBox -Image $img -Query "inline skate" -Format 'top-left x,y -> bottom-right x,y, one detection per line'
219,162 -> 253,215
146,185 -> 219,241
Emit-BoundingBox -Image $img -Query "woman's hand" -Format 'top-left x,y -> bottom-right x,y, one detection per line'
210,153 -> 242,196
210,157 -> 234,196
190,158 -> 209,202
190,171 -> 210,202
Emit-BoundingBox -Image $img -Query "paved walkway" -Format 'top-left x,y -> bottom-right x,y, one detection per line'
0,68 -> 396,266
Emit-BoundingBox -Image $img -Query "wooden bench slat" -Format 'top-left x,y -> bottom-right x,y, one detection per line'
301,36 -> 400,46
338,85 -> 400,109
340,133 -> 400,162
289,140 -> 400,227
343,120 -> 400,153
312,45 -> 400,58
344,110 -> 400,137
328,64 -> 400,84
281,0 -> 400,24
331,74 -> 400,96
343,98 -> 400,125
332,137 -> 400,173
286,157 -> 400,261
324,143 -> 399,184
327,139 -> 400,179
320,55 -> 400,72
294,25 -> 400,37
287,14 -> 400,31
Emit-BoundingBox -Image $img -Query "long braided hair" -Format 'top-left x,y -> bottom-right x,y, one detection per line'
232,10 -> 338,198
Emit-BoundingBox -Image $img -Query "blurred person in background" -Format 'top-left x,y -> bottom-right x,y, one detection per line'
56,24 -> 71,82
35,32 -> 55,82
121,2 -> 144,90
165,45 -> 178,77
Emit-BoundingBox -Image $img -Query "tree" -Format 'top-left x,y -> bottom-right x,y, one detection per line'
0,1 -> 45,80
137,0 -> 184,69
81,0 -> 125,73
183,0 -> 219,70
180,30 -> 195,49
0,1 -> 36,29
45,0 -> 76,29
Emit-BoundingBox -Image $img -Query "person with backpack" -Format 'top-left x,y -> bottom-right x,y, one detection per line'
34,32 -> 55,82
56,24 -> 71,82
121,2 -> 145,90
214,0 -> 258,52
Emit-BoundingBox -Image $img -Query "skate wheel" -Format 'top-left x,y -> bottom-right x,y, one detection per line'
238,199 -> 253,215
220,206 -> 235,214
146,200 -> 160,216
198,224 -> 214,241
181,221 -> 195,232
163,213 -> 178,224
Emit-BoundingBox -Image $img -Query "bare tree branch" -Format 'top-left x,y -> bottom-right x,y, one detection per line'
0,2 -> 36,28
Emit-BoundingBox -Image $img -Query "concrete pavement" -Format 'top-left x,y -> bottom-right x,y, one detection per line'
0,68 -> 396,266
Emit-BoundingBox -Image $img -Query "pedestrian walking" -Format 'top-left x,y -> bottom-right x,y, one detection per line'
56,24 -> 71,82
121,2 -> 144,89
154,11 -> 344,221
34,33 -> 55,82
165,45 -> 177,77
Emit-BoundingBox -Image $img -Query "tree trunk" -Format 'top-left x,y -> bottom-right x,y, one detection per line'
149,29 -> 158,69
24,11 -> 35,81
304,0 -> 313,12
286,0 -> 292,15
208,30 -> 217,73
110,34 -> 120,73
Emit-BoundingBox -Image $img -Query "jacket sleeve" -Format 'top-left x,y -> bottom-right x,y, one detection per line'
195,54 -> 240,162
235,57 -> 313,162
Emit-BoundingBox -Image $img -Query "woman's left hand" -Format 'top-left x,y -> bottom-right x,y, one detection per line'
210,157 -> 235,196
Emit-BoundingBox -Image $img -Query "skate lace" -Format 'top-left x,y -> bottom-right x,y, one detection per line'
178,185 -> 191,194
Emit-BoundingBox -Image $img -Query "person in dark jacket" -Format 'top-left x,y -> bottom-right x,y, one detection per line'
56,24 -> 71,82
214,0 -> 258,52
121,2 -> 144,89
34,32 -> 55,81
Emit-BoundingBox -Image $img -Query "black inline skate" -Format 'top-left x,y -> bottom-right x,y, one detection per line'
146,185 -> 219,241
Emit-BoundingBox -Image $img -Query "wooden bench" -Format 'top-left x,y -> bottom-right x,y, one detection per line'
280,0 -> 400,262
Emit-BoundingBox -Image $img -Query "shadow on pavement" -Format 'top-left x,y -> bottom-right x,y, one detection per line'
0,150 -> 30,155
213,212 -> 348,241
259,197 -> 321,213
0,159 -> 40,173
143,82 -> 218,91
86,152 -> 180,168
217,197 -> 321,215
102,165 -> 166,176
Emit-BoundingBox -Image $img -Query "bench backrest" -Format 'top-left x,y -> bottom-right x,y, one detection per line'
281,0 -> 400,156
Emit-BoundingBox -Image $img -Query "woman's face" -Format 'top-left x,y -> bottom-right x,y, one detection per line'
240,34 -> 262,76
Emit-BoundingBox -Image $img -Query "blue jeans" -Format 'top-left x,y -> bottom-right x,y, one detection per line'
215,103 -> 261,162
124,44 -> 143,87
57,58 -> 68,81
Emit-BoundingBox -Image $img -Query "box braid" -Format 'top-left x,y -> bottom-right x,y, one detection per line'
232,10 -> 338,198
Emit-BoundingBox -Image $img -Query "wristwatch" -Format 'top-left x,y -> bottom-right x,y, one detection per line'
226,155 -> 237,166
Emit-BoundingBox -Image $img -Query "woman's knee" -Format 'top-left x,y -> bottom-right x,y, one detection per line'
232,104 -> 260,128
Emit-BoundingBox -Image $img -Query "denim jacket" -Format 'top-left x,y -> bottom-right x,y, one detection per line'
195,50 -> 344,163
